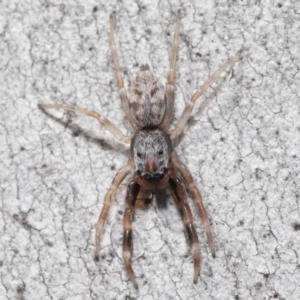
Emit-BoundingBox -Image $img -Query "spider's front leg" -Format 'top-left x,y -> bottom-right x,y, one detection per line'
172,152 -> 215,257
168,168 -> 201,283
95,160 -> 133,260
122,179 -> 140,289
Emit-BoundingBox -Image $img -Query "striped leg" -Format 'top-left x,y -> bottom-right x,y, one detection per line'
169,50 -> 241,140
122,180 -> 140,289
160,11 -> 180,130
172,152 -> 215,257
168,168 -> 201,283
39,104 -> 132,144
110,15 -> 139,131
95,160 -> 133,260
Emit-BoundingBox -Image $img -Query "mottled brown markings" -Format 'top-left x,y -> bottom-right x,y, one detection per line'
133,88 -> 143,96
150,86 -> 159,97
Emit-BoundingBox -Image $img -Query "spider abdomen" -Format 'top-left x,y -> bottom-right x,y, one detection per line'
129,69 -> 166,128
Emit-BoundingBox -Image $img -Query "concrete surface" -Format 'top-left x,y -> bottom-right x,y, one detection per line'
1,0 -> 299,299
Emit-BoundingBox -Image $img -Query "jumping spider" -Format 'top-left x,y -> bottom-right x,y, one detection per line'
39,12 -> 240,288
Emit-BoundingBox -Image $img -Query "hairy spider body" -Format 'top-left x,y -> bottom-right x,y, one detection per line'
39,12 -> 240,289
131,129 -> 171,180
129,66 -> 166,128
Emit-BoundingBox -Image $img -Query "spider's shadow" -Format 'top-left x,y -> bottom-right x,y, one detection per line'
135,189 -> 169,211
40,107 -> 129,156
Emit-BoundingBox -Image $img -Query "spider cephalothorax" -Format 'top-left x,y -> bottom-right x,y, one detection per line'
40,12 -> 240,289
131,129 -> 172,180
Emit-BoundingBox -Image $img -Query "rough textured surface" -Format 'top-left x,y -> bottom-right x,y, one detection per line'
1,1 -> 299,299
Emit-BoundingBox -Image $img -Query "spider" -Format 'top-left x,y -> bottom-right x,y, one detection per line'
39,12 -> 240,289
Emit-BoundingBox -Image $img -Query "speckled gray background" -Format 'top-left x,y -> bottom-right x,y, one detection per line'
1,0 -> 299,299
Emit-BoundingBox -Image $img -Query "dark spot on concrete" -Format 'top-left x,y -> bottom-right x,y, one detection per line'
17,284 -> 25,294
20,147 -> 25,151
254,282 -> 263,290
111,165 -> 116,171
13,214 -> 32,230
72,130 -> 81,137
293,224 -> 300,231
59,4 -> 65,12
93,6 -> 98,13
255,168 -> 261,180
277,3 -> 282,8
45,239 -> 53,247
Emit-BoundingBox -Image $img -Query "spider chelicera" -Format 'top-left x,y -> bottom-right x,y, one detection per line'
39,12 -> 240,289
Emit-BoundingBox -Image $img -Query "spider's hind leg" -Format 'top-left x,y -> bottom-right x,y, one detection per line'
160,11 -> 181,129
110,15 -> 139,131
169,50 -> 241,140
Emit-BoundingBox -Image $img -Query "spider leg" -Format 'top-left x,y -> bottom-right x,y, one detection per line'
172,152 -> 215,257
168,167 -> 201,283
110,15 -> 139,131
39,103 -> 132,144
95,160 -> 133,260
169,50 -> 241,140
160,11 -> 180,130
122,180 -> 140,289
